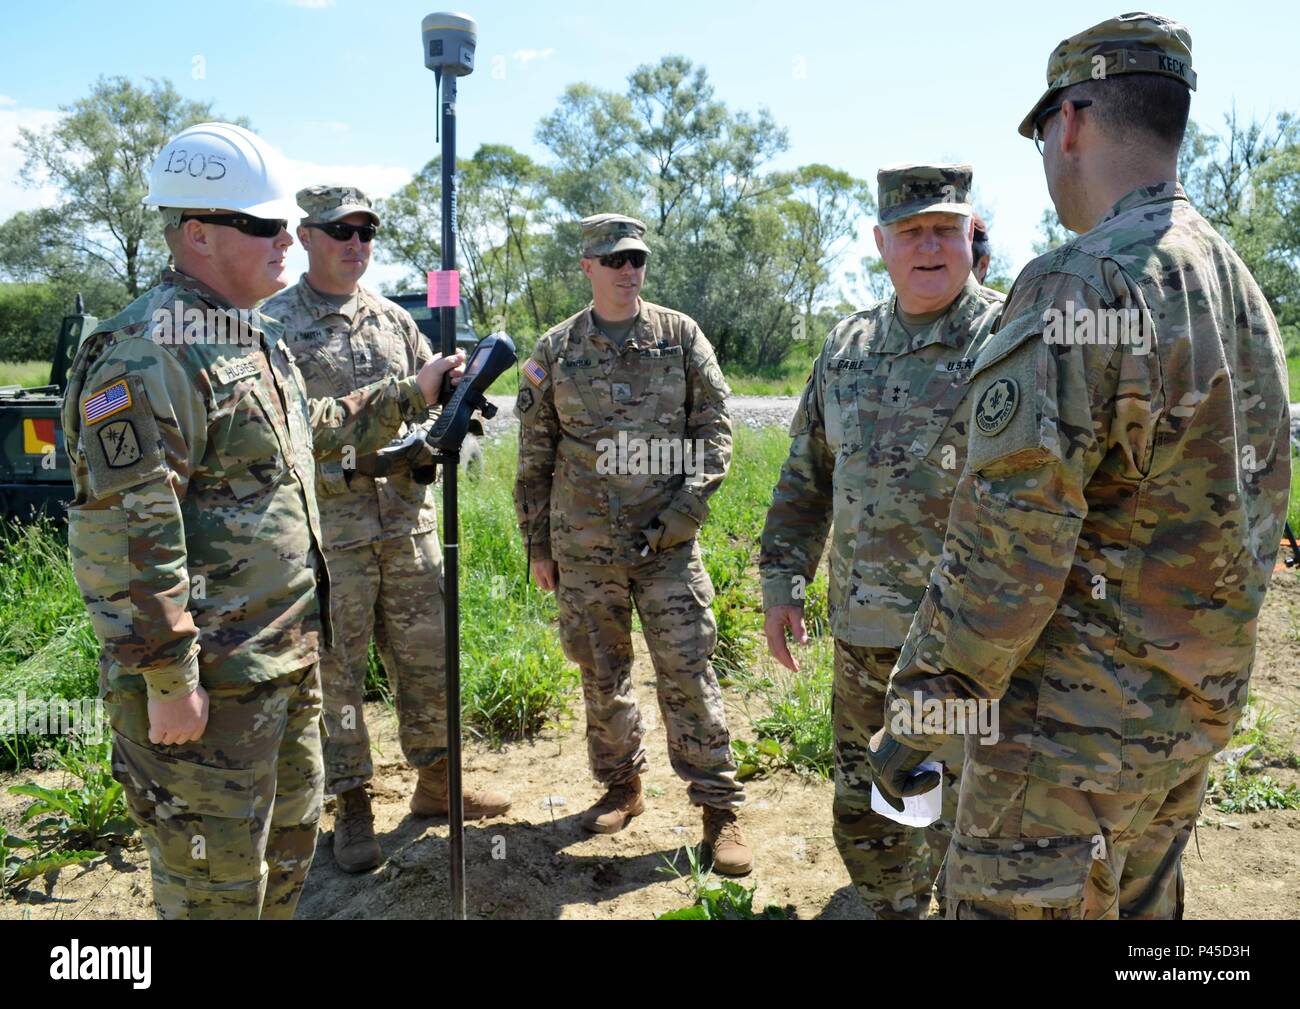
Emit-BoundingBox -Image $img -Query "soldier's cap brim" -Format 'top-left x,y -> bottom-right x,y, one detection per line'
1018,48 -> 1198,139
304,202 -> 381,226
1018,87 -> 1060,139
583,235 -> 651,257
880,200 -> 973,225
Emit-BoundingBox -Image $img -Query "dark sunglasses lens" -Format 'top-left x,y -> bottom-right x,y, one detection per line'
321,223 -> 376,242
242,217 -> 286,238
183,214 -> 284,237
602,251 -> 645,269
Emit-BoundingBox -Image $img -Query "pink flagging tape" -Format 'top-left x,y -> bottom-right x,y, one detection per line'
426,270 -> 461,308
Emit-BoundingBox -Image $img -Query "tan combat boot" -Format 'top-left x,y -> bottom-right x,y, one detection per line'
580,777 -> 645,834
333,787 -> 382,873
409,758 -> 513,819
702,805 -> 753,876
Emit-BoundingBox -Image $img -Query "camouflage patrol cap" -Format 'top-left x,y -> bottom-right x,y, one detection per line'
580,213 -> 650,258
876,163 -> 973,225
1018,12 -> 1195,139
296,184 -> 381,226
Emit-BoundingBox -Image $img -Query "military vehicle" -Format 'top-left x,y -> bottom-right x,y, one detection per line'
388,293 -> 480,355
0,298 -> 97,519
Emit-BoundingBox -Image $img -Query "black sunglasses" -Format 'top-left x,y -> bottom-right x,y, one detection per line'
182,213 -> 287,238
306,221 -> 378,243
598,250 -> 647,270
1033,99 -> 1093,154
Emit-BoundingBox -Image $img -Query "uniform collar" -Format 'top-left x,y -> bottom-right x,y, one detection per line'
880,274 -> 989,355
1099,181 -> 1186,227
295,273 -> 365,323
576,301 -> 655,353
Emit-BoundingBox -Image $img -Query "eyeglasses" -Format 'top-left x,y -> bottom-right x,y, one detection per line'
305,221 -> 378,243
1033,99 -> 1093,155
182,213 -> 287,238
598,250 -> 647,270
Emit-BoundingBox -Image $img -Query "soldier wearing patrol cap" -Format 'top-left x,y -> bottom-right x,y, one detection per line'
62,125 -> 464,918
264,185 -> 512,875
869,13 -> 1290,919
760,164 -> 1004,917
514,213 -> 752,874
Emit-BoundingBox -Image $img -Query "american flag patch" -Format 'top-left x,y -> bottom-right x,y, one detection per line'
523,358 -> 548,388
82,379 -> 132,425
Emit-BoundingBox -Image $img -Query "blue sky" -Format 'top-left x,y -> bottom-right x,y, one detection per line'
2,0 -> 1296,294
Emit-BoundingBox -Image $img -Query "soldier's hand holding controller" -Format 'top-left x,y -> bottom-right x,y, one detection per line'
763,606 -> 810,673
416,349 -> 467,405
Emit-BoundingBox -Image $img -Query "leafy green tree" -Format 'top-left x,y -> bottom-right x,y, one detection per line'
11,76 -> 227,298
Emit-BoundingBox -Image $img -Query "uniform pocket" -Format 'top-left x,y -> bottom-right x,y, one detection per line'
947,833 -> 1097,915
111,731 -> 261,887
209,381 -> 287,500
67,506 -> 132,642
826,374 -> 861,454
316,457 -> 351,498
553,364 -> 600,431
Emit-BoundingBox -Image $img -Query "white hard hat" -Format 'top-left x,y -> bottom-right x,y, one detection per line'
144,122 -> 304,221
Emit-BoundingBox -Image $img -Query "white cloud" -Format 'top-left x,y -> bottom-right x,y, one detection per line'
512,48 -> 555,65
280,158 -> 411,204
282,0 -> 335,7
0,104 -> 66,221
0,96 -> 17,107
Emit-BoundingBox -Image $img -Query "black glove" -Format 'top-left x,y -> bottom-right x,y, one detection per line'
866,728 -> 940,812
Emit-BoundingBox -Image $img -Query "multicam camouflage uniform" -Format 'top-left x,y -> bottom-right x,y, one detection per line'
760,163 -> 1003,918
514,217 -> 740,807
886,15 -> 1290,920
63,269 -> 429,919
264,268 -> 446,796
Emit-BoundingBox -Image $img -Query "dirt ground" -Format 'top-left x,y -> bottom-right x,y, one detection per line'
4,566 -> 1299,921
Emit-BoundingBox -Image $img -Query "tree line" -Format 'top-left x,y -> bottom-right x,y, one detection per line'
1,69 -> 1296,371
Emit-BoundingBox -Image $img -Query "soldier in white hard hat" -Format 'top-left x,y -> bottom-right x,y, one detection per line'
62,122 -> 465,919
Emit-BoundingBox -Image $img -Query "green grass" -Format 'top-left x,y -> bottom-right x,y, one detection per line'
723,348 -> 816,399
0,518 -> 100,770
0,360 -> 52,388
731,637 -> 835,780
1209,694 -> 1300,814
656,843 -> 790,920
1209,765 -> 1300,813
